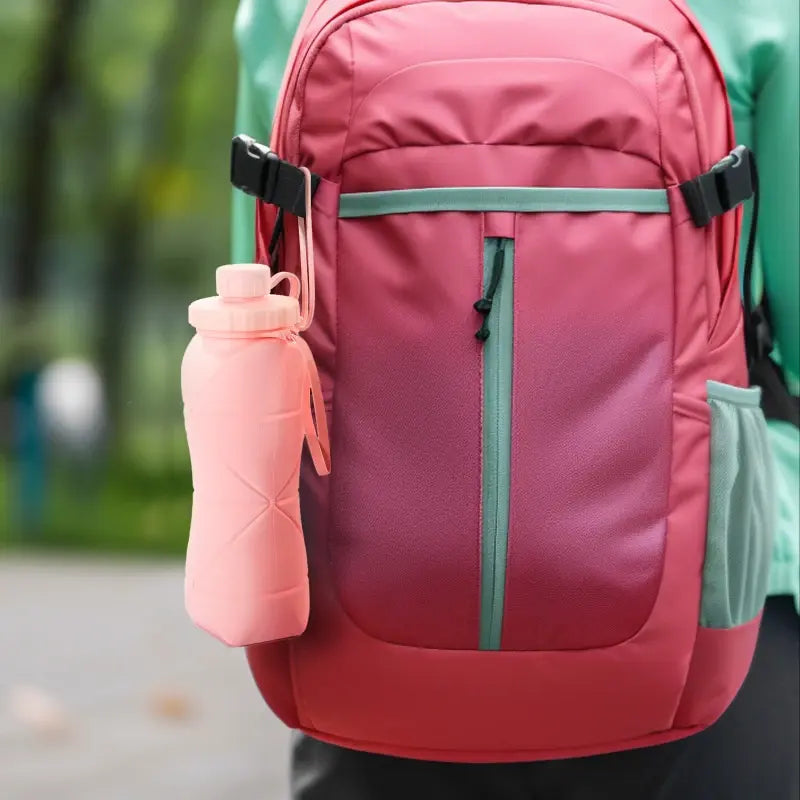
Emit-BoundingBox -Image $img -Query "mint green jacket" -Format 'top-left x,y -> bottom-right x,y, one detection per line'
232,0 -> 799,611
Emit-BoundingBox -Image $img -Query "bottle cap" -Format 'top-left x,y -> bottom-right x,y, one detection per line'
216,264 -> 270,299
188,265 -> 300,334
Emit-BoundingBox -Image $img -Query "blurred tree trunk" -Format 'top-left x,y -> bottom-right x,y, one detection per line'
5,0 -> 89,537
9,0 -> 88,310
95,0 -> 211,441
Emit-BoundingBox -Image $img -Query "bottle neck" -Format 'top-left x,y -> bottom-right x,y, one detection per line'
196,327 -> 294,340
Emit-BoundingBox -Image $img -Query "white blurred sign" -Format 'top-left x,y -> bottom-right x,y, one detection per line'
36,358 -> 106,453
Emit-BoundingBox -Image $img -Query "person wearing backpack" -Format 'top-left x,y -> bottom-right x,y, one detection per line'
230,0 -> 798,797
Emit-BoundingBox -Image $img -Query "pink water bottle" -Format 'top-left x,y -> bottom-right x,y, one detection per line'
182,261 -> 330,646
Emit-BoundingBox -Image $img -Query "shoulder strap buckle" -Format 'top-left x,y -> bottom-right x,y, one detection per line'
230,134 -> 319,218
680,145 -> 754,227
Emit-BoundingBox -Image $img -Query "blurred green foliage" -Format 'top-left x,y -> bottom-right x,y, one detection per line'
1,0 -> 245,554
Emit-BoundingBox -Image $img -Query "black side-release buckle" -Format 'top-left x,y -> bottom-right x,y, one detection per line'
680,145 -> 754,227
230,134 -> 320,218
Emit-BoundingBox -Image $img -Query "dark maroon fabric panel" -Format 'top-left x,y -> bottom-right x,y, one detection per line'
329,206 -> 483,649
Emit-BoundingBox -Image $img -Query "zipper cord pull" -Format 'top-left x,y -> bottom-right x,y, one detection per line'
474,240 -> 506,341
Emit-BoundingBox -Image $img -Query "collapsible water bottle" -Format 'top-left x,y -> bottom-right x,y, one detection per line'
182,170 -> 329,646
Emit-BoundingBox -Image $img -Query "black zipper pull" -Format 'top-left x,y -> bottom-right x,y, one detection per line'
474,240 -> 506,341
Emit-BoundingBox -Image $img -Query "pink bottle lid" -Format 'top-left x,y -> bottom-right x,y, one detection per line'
188,265 -> 300,333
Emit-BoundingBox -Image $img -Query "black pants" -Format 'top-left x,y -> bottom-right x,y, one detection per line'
291,597 -> 799,800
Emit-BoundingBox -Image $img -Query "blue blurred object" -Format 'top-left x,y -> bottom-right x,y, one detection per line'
12,367 -> 46,537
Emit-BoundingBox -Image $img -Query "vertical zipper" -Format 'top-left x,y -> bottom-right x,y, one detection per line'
474,240 -> 507,341
478,237 -> 514,650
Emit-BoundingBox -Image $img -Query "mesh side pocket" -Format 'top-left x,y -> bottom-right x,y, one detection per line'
701,381 -> 776,628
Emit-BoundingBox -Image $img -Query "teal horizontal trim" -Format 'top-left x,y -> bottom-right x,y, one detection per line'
338,186 -> 670,218
707,380 -> 762,408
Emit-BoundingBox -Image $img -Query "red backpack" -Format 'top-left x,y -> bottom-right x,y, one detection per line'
235,0 -> 773,761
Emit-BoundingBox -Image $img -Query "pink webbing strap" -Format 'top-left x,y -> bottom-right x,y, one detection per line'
297,167 -> 315,331
296,335 -> 331,476
292,167 -> 329,475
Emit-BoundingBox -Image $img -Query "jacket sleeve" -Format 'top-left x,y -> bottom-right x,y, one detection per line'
754,0 -> 800,392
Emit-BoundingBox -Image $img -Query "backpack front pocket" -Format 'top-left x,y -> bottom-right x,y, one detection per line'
701,381 -> 775,629
331,182 -> 674,651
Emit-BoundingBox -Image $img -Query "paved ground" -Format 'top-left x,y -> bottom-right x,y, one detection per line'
0,554 -> 291,800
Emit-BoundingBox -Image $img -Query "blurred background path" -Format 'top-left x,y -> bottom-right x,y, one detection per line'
0,555 -> 291,800
1,3 -> 299,796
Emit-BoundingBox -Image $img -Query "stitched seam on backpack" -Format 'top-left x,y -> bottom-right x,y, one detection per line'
652,39 -> 665,177
343,141 -> 663,170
